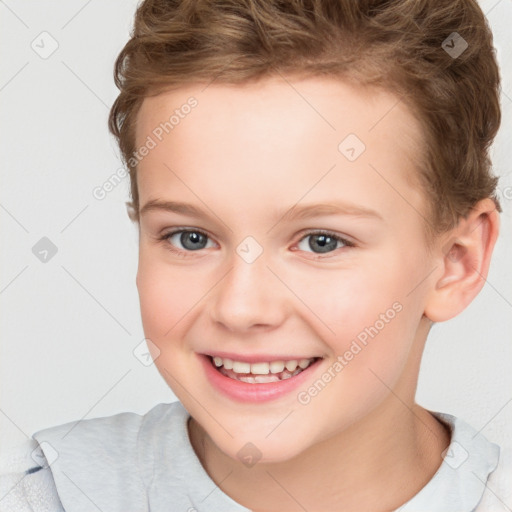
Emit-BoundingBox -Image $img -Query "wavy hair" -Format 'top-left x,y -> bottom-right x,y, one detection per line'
108,0 -> 502,240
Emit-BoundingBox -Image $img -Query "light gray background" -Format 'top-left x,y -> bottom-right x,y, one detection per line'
1,0 -> 511,451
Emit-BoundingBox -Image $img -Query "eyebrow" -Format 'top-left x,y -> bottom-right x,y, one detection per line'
139,199 -> 383,222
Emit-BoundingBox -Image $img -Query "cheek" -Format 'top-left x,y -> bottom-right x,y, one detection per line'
285,255 -> 422,382
285,262 -> 407,342
136,254 -> 202,342
137,257 -> 207,386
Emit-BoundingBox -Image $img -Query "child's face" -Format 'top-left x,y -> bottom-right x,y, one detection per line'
135,76 -> 438,462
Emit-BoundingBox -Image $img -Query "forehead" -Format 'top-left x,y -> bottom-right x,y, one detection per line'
134,76 -> 426,224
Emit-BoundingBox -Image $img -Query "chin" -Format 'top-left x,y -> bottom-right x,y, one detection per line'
213,427 -> 316,466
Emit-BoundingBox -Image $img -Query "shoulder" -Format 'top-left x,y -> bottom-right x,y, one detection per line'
33,401 -> 180,442
0,402 -> 186,512
476,445 -> 512,511
32,400 -> 183,460
33,401 -> 184,487
0,438 -> 64,511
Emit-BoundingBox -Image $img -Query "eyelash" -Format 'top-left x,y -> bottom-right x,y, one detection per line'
157,228 -> 355,259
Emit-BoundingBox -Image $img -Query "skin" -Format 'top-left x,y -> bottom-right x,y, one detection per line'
133,76 -> 499,511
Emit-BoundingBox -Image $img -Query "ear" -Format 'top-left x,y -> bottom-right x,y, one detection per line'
423,198 -> 500,322
126,201 -> 138,223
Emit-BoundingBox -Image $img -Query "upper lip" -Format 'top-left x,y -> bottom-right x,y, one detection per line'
202,352 -> 322,363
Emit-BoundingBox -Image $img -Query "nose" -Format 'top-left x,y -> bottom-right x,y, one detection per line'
209,250 -> 288,333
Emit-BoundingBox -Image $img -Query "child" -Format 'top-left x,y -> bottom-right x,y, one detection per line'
1,0 -> 510,510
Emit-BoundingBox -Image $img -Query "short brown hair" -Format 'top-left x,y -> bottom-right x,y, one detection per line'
108,0 -> 502,240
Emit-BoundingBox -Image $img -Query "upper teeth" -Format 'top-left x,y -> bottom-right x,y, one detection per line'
212,356 -> 315,375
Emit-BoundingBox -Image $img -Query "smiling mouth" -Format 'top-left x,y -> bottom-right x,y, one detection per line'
208,355 -> 322,383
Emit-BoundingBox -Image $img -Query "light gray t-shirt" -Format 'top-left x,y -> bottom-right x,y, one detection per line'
1,401 -> 511,511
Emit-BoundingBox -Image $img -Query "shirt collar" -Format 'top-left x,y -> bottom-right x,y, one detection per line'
162,405 -> 500,512
393,410 -> 500,511
152,403 -> 250,511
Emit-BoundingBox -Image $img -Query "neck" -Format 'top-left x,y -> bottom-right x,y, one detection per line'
189,399 -> 450,512
188,318 -> 450,511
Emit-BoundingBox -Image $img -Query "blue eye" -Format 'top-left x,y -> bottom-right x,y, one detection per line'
159,228 -> 354,257
161,229 -> 215,252
297,231 -> 353,254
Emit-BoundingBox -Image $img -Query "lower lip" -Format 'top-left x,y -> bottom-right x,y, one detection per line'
198,354 -> 322,403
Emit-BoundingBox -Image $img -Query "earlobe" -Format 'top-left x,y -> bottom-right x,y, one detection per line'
424,199 -> 500,322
